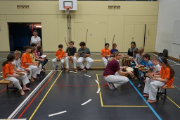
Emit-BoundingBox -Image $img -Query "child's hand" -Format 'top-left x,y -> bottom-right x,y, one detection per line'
151,77 -> 156,80
15,74 -> 20,78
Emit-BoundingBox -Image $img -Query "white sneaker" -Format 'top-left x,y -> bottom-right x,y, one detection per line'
107,82 -> 116,90
137,84 -> 141,88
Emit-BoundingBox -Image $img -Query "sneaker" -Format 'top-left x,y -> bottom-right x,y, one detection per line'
55,65 -> 58,70
137,84 -> 142,88
107,82 -> 116,90
61,67 -> 64,70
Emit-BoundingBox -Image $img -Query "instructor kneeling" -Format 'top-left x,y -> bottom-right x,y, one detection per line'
103,52 -> 133,90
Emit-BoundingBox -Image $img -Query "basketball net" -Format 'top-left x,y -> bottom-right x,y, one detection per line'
64,6 -> 71,14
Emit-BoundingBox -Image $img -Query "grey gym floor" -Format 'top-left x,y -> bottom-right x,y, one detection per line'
0,52 -> 180,120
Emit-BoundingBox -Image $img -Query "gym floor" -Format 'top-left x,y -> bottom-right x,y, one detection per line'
0,53 -> 180,120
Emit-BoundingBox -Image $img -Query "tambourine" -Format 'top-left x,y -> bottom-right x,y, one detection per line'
122,67 -> 134,79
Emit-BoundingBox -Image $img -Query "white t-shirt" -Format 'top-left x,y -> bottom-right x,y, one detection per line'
154,64 -> 161,73
12,58 -> 21,70
31,36 -> 41,45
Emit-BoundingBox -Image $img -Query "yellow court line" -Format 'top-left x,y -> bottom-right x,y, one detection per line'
96,74 -> 148,107
29,71 -> 63,120
96,74 -> 103,107
166,95 -> 180,109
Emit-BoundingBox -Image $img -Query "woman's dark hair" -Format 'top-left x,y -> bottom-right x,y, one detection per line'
2,54 -> 15,66
131,41 -> 136,46
161,57 -> 175,79
58,44 -> 63,48
105,43 -> 109,47
37,46 -> 42,52
24,46 -> 31,51
79,42 -> 86,46
143,53 -> 150,60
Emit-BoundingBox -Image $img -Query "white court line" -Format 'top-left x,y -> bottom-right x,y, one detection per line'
8,70 -> 54,119
95,80 -> 99,84
81,99 -> 92,106
0,118 -> 27,120
97,88 -> 100,93
69,71 -> 74,73
84,74 -> 91,77
48,111 -> 67,117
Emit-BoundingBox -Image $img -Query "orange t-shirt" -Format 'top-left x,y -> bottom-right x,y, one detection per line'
55,50 -> 65,59
2,63 -> 14,78
101,48 -> 111,57
160,66 -> 174,87
21,53 -> 32,68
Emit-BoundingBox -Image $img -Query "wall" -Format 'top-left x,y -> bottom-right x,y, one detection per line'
156,0 -> 180,58
0,1 -> 158,52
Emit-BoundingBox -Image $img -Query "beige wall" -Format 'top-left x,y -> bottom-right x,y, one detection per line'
0,1 -> 158,52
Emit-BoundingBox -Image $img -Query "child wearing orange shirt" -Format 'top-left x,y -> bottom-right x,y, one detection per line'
143,56 -> 175,103
101,43 -> 111,67
21,46 -> 39,82
52,44 -> 65,70
2,54 -> 30,96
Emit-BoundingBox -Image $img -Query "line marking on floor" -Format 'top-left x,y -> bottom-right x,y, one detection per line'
18,71 -> 57,119
0,83 -> 13,93
8,70 -> 54,119
96,74 -> 148,108
166,95 -> 180,109
95,80 -> 99,84
48,110 -> 67,117
97,88 -> 100,93
173,84 -> 180,91
81,99 -> 92,105
29,71 -> 63,120
128,79 -> 162,120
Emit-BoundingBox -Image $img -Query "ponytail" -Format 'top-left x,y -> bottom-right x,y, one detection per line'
2,60 -> 8,66
2,54 -> 15,66
161,57 -> 175,79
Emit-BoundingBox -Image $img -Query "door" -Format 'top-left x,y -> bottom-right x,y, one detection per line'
123,24 -> 134,52
144,24 -> 155,52
123,24 -> 145,52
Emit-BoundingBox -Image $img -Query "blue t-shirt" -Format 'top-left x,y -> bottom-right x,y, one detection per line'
110,49 -> 118,54
146,61 -> 153,68
141,59 -> 147,66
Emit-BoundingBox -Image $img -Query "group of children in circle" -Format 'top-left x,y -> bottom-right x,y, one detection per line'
2,40 -> 175,103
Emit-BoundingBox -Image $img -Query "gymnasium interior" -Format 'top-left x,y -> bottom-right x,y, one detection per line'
0,0 -> 180,120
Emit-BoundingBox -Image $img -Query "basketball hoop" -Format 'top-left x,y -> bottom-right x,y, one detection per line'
64,6 -> 71,14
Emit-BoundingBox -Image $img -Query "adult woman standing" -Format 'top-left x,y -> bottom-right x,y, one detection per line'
127,41 -> 137,57
30,30 -> 41,46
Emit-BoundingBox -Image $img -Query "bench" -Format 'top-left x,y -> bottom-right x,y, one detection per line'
158,85 -> 175,95
0,79 -> 17,91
